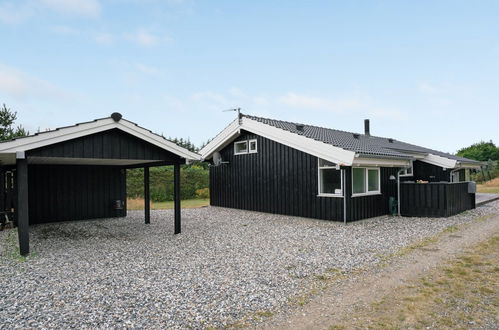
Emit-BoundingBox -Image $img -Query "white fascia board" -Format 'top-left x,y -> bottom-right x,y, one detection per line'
0,117 -> 201,161
422,153 -> 457,169
0,119 -> 117,153
200,118 -> 241,159
352,157 -> 411,167
456,162 -> 482,169
242,117 -> 355,165
119,120 -> 201,160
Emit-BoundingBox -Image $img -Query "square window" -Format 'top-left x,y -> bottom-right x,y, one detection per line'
320,168 -> 342,195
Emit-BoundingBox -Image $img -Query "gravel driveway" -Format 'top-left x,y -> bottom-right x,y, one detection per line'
1,201 -> 498,329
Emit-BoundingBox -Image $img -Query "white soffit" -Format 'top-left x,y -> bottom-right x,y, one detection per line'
199,118 -> 240,159
352,157 -> 411,167
456,162 -> 482,169
201,117 -> 356,165
422,153 -> 457,169
0,117 -> 201,161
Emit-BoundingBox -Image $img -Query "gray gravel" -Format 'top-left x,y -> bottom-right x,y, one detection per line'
1,201 -> 498,329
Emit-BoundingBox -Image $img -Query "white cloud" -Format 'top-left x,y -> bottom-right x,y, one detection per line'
278,92 -> 363,113
0,2 -> 34,24
51,25 -> 80,35
191,91 -> 230,105
40,0 -> 101,17
0,64 -> 72,100
253,96 -> 269,106
95,32 -> 114,45
124,30 -> 172,47
0,0 -> 100,25
136,63 -> 160,76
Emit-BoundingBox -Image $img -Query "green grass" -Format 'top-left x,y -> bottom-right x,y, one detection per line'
127,198 -> 210,210
330,235 -> 499,329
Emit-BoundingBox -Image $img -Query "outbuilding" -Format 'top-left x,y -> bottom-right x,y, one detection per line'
0,113 -> 200,255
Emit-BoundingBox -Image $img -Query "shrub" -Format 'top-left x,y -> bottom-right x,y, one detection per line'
195,188 -> 210,199
126,164 -> 209,202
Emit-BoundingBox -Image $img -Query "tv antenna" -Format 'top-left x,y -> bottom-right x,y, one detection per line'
223,107 -> 241,124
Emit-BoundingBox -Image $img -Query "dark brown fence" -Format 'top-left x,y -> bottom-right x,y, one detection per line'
400,182 -> 475,218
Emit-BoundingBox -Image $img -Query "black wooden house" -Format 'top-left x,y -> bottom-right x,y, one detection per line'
0,113 -> 200,255
201,114 -> 480,222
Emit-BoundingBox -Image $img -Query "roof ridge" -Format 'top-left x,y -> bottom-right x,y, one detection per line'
242,113 -> 394,140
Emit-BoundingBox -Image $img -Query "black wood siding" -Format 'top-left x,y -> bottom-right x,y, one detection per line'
346,167 -> 399,221
28,128 -> 182,163
210,132 -> 344,220
210,132 -> 399,221
28,165 -> 126,224
400,182 -> 475,217
401,160 -> 450,182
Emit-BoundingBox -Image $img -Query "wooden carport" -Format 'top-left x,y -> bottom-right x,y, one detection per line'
0,113 -> 201,255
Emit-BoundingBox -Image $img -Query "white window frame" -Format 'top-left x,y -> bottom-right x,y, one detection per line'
234,140 -> 248,155
399,160 -> 414,177
317,159 -> 343,197
248,139 -> 258,153
352,167 -> 381,197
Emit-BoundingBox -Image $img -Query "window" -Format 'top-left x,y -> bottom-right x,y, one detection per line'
248,139 -> 257,153
234,141 -> 248,155
400,161 -> 413,177
234,139 -> 258,155
318,159 -> 342,196
352,168 -> 366,194
367,169 -> 379,192
352,167 -> 380,196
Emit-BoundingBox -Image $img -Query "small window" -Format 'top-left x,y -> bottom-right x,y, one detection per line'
352,167 -> 380,196
352,168 -> 366,194
367,169 -> 379,192
234,141 -> 248,155
400,161 -> 413,177
248,139 -> 257,153
318,158 -> 342,196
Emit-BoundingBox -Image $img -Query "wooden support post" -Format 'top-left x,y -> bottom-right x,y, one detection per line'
16,158 -> 29,256
174,163 -> 181,234
144,167 -> 150,224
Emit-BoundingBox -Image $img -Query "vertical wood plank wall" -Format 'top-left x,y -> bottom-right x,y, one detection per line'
400,182 -> 475,217
346,167 -> 399,221
210,132 -> 399,221
28,165 -> 126,224
401,160 -> 451,182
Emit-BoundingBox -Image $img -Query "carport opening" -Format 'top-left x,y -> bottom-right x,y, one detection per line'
125,165 -> 210,211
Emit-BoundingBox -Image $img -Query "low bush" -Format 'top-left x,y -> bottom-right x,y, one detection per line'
195,188 -> 210,199
127,164 -> 209,202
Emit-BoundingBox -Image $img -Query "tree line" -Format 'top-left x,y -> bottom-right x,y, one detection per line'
1,104 -> 497,195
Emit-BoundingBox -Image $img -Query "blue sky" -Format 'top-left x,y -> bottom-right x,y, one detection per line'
0,0 -> 498,153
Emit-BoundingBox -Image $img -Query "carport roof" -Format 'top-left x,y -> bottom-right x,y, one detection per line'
0,113 -> 201,165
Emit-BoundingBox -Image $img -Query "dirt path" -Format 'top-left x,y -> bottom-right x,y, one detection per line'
259,214 -> 499,330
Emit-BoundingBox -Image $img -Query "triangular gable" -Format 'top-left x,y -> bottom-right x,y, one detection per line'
200,116 -> 356,166
0,115 -> 201,162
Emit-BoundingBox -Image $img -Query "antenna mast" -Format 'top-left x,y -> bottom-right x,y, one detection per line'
222,107 -> 242,124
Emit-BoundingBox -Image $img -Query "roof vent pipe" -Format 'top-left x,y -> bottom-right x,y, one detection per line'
364,119 -> 370,136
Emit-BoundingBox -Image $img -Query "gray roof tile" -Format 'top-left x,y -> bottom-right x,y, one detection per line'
243,114 -> 479,164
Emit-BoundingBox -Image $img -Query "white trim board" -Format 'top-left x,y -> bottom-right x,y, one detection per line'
201,116 -> 356,165
421,153 -> 457,169
0,117 -> 201,162
352,157 -> 411,167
